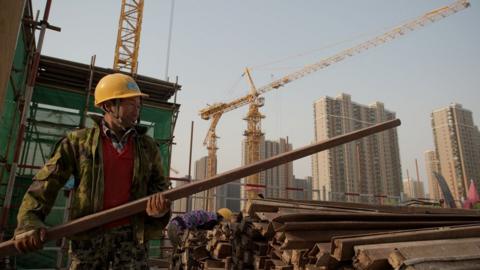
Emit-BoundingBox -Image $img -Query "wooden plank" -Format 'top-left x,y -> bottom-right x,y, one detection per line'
332,224 -> 480,262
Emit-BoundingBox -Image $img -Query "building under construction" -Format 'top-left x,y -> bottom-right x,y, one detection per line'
2,0 -> 480,270
1,1 -> 180,268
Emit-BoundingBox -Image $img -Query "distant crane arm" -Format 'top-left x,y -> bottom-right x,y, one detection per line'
256,0 -> 469,95
203,113 -> 223,146
199,0 -> 470,119
113,0 -> 144,74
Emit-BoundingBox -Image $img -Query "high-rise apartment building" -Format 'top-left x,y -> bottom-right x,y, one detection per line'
193,156 -> 209,210
311,93 -> 402,204
172,175 -> 189,214
241,137 -> 294,204
424,150 -> 442,200
192,157 -> 240,212
193,156 -> 241,212
430,103 -> 480,202
291,176 -> 313,200
402,177 -> 425,199
217,180 -> 241,213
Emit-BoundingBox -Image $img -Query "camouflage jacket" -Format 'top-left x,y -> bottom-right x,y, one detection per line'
15,115 -> 171,243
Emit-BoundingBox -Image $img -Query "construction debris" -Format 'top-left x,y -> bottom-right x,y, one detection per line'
171,198 -> 480,269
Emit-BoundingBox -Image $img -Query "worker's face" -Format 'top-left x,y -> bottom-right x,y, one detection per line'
105,96 -> 141,129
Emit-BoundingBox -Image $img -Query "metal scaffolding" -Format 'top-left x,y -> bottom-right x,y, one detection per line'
0,5 -> 181,266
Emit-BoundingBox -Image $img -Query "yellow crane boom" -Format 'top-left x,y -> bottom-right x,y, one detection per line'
200,0 -> 469,120
199,0 -> 470,199
113,0 -> 144,74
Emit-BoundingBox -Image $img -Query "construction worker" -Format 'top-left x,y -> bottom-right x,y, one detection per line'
13,73 -> 171,269
167,208 -> 233,248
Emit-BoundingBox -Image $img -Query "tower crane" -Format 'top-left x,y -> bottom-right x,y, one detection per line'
199,0 -> 470,200
113,0 -> 144,74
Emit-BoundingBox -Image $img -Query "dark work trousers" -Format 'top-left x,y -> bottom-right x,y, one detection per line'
69,225 -> 148,270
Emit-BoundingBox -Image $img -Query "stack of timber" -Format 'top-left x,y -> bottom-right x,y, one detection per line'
173,198 -> 480,269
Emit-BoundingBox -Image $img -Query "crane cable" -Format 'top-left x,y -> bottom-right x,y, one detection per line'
250,26 -> 392,72
164,0 -> 176,81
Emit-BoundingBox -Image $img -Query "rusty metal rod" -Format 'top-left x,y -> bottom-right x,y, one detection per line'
332,224 -> 480,261
0,118 -> 400,257
278,221 -> 480,232
270,212 -> 480,223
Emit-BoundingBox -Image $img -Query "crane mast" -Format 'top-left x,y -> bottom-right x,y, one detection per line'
243,68 -> 265,199
203,113 -> 221,211
113,0 -> 144,74
199,0 -> 470,199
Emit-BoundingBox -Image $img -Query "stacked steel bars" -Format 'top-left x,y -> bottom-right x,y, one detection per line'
164,198 -> 480,269
168,222 -> 234,270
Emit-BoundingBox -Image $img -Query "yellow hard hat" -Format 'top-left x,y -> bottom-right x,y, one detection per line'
94,73 -> 149,107
217,208 -> 233,221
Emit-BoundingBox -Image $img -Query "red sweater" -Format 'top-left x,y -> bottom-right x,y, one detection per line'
101,133 -> 134,229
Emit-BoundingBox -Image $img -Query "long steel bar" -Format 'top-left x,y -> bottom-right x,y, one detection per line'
278,221 -> 480,232
270,212 -> 480,223
0,118 -> 400,256
332,224 -> 480,261
247,197 -> 478,215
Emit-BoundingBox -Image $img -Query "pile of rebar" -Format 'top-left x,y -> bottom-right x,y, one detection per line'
170,198 -> 480,269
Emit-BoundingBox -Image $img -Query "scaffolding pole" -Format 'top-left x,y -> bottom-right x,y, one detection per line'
0,0 -> 60,241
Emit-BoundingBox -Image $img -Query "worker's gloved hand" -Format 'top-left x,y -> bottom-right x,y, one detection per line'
13,228 -> 47,253
146,193 -> 171,218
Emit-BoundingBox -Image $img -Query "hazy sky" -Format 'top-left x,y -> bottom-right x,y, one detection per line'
33,0 -> 480,193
